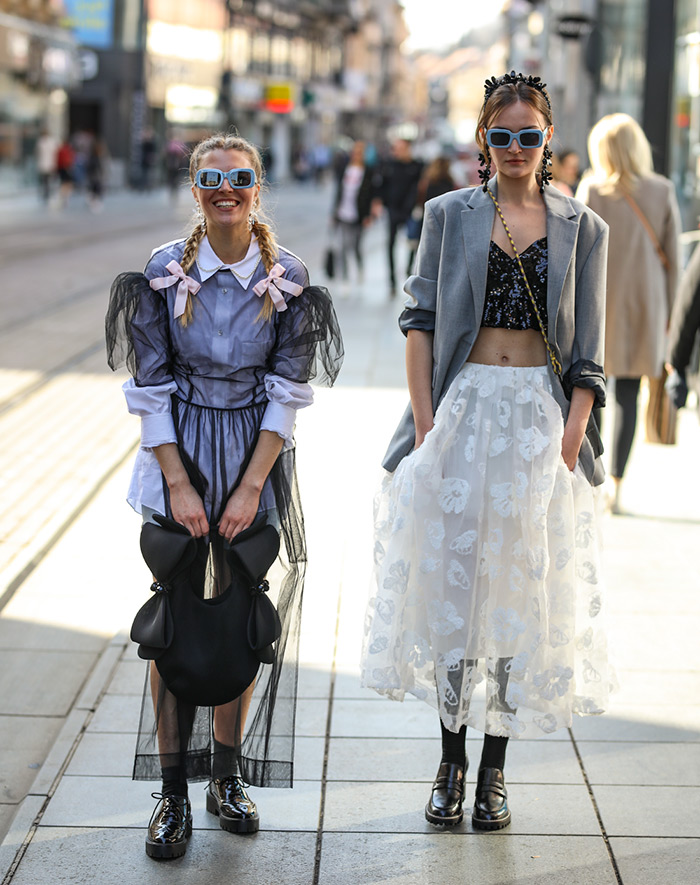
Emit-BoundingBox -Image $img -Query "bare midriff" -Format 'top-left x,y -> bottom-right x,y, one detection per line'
467,327 -> 547,367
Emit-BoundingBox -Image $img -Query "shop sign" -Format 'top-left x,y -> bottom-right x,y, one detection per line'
264,83 -> 294,114
61,0 -> 115,49
557,15 -> 593,40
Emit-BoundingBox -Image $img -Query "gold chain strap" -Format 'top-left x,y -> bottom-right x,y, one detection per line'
486,189 -> 563,377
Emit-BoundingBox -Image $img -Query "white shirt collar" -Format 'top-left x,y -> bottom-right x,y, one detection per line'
195,235 -> 262,289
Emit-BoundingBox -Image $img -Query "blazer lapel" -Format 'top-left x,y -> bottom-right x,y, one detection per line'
545,188 -> 579,337
461,188 -> 495,327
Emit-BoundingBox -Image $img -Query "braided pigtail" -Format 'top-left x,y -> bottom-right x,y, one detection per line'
178,219 -> 207,327
252,217 -> 280,322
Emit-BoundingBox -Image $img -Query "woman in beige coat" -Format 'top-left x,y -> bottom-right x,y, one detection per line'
576,113 -> 680,512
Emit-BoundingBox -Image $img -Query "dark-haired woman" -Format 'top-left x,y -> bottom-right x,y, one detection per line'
361,73 -> 614,830
106,133 -> 342,859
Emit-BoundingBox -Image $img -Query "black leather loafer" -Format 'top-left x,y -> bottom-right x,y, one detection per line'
145,793 -> 192,859
206,776 -> 260,833
425,761 -> 467,826
472,766 -> 511,830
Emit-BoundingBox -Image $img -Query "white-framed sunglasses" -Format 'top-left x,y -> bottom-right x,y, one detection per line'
194,168 -> 257,189
486,128 -> 547,149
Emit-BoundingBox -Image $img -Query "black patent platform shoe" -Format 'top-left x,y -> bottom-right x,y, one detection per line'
206,776 -> 260,833
471,767 -> 511,830
425,761 -> 467,826
145,793 -> 192,859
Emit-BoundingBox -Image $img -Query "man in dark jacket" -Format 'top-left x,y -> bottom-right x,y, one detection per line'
376,139 -> 423,296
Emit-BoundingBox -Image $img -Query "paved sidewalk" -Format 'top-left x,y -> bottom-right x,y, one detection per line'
1,219 -> 700,884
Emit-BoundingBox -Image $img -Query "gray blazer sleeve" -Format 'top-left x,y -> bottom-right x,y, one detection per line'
398,201 -> 442,335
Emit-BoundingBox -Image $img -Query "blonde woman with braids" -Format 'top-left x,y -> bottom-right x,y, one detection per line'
361,73 -> 614,831
106,133 -> 342,859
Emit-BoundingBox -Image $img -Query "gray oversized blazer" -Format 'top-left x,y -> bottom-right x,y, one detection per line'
383,181 -> 609,486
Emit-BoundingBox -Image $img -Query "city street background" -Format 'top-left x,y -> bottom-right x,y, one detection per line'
0,183 -> 699,884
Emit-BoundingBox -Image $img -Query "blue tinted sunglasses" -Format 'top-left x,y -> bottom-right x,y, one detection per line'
195,167 -> 256,189
486,128 -> 547,149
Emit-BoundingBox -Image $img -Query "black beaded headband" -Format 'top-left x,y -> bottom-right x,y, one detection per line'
483,71 -> 551,111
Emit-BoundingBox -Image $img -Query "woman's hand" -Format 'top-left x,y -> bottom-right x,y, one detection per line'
169,480 -> 209,537
414,421 -> 434,450
218,481 -> 261,542
561,423 -> 585,471
561,386 -> 595,471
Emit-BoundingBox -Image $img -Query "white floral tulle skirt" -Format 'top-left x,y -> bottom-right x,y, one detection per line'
361,363 -> 614,739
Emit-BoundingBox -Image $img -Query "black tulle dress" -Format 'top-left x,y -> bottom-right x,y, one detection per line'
106,240 -> 343,788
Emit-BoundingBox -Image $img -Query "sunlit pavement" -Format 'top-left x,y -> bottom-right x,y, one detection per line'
0,186 -> 699,884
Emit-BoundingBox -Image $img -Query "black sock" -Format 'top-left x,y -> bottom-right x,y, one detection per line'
480,734 -> 508,771
161,765 -> 188,799
440,721 -> 467,767
212,737 -> 239,780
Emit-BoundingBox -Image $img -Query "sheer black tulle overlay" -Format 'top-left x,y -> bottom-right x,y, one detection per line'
105,272 -> 343,788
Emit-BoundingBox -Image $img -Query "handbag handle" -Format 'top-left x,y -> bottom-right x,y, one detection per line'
622,191 -> 670,272
487,189 -> 563,379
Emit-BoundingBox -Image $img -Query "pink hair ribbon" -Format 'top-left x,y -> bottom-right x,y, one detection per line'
149,260 -> 201,319
252,263 -> 304,312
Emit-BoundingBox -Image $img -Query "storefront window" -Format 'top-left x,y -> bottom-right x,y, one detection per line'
670,0 -> 700,229
596,0 -> 648,121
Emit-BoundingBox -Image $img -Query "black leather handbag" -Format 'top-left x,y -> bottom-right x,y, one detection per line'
131,515 -> 282,707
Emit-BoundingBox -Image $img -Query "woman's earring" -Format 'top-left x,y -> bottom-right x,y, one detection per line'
540,145 -> 553,193
248,213 -> 257,231
195,203 -> 205,224
478,151 -> 491,192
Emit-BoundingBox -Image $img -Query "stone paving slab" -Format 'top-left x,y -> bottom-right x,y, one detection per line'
578,740 -> 700,786
571,706 -> 700,742
0,716 -> 62,804
0,649 -> 97,717
9,827 -> 318,885
318,833 -> 618,885
594,785 -> 700,837
322,781 -> 601,835
325,736 -> 584,784
40,775 -> 322,833
609,837 -> 700,885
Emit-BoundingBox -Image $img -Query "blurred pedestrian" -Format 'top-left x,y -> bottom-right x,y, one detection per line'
406,155 -> 456,274
106,132 -> 342,860
361,71 -> 613,833
375,139 -> 423,296
35,129 -> 58,203
140,129 -> 157,191
164,132 -> 187,202
666,239 -> 700,415
331,139 -> 376,285
577,113 -> 680,513
55,137 -> 75,207
551,148 -> 581,196
86,137 -> 107,212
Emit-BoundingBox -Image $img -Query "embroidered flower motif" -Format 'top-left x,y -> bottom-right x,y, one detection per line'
488,434 -> 511,457
490,472 -> 528,517
383,559 -> 409,594
419,556 -> 441,574
369,634 -> 389,654
526,546 -> 549,581
505,680 -> 528,709
373,540 -> 385,565
576,627 -> 594,651
449,530 -> 478,556
517,425 -> 550,461
424,519 -> 445,550
428,599 -> 465,636
575,511 -> 595,547
582,658 -> 601,683
534,713 -> 558,734
533,666 -> 573,700
490,607 -> 526,642
463,435 -> 476,462
439,648 -> 465,670
370,666 -> 401,690
555,546 -> 573,570
548,625 -> 571,647
438,477 -> 471,514
447,559 -> 471,589
508,565 -> 525,594
504,651 -> 530,675
487,712 -> 526,737
497,400 -> 512,428
437,674 -> 459,708
375,598 -> 395,624
589,593 -> 602,617
577,560 -> 598,585
403,631 -> 430,667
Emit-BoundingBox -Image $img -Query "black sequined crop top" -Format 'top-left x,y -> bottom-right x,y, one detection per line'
481,238 -> 548,331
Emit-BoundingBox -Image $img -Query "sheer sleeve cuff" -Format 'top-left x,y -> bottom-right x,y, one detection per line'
260,401 -> 297,441
264,374 -> 314,409
563,359 -> 606,408
122,378 -> 178,448
398,308 -> 436,337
